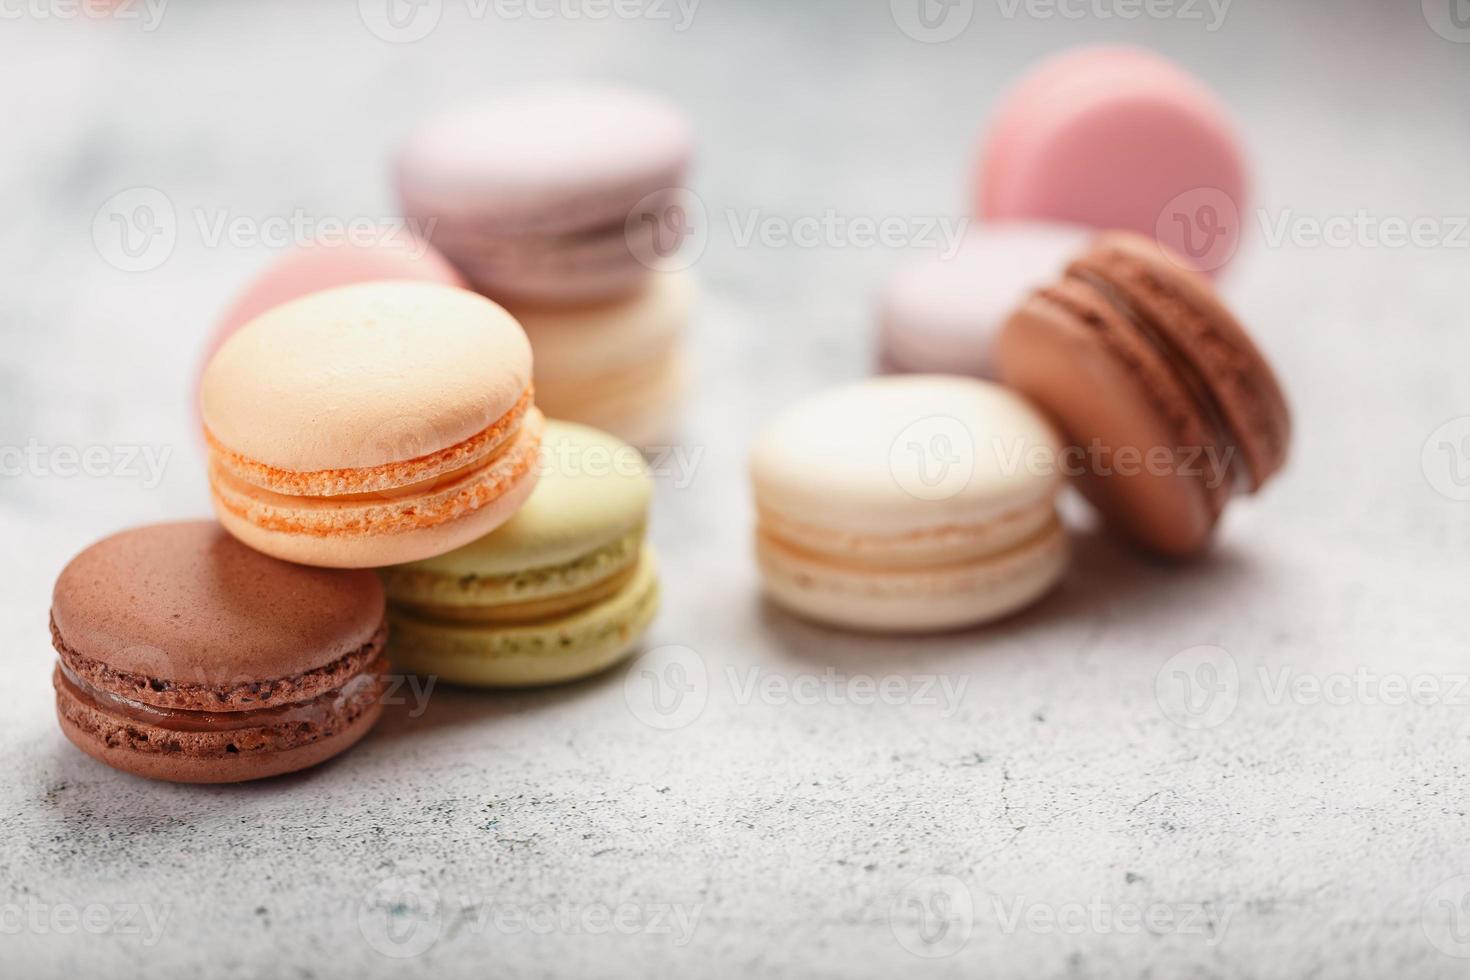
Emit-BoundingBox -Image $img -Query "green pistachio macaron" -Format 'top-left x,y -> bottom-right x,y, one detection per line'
379,420 -> 658,687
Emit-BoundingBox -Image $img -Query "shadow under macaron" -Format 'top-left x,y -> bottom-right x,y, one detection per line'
753,526 -> 1262,673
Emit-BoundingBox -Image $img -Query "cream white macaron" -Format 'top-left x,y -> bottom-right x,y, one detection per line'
750,375 -> 1068,633
512,271 -> 692,449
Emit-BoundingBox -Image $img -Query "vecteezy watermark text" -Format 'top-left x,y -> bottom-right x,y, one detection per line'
357,0 -> 701,43
0,899 -> 171,946
0,0 -> 169,30
357,875 -> 702,958
1156,645 -> 1470,730
540,439 -> 704,490
623,645 -> 971,731
888,874 -> 1232,959
994,0 -> 1230,31
1,441 -> 172,490
92,186 -> 439,273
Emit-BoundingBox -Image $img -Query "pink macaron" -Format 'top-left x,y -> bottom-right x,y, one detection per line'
395,83 -> 694,306
976,46 -> 1248,273
878,223 -> 1089,378
201,239 -> 466,371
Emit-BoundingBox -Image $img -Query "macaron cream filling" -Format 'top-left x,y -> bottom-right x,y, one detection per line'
755,498 -> 1057,572
209,408 -> 545,538
206,386 -> 536,498
54,657 -> 387,736
382,526 -> 644,624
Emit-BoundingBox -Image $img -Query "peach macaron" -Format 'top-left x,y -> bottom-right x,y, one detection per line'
200,281 -> 543,568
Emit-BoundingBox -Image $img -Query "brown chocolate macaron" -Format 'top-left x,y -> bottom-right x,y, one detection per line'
51,521 -> 388,783
995,232 -> 1290,557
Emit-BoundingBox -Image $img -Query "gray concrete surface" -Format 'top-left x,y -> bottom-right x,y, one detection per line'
3,1 -> 1470,977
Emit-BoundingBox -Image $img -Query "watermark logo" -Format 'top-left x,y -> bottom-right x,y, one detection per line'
1157,187 -> 1241,272
625,188 -> 707,274
1423,875 -> 1470,957
359,0 -> 442,42
1424,0 -> 1470,42
623,644 -> 709,731
890,874 -> 974,958
1155,645 -> 1239,730
890,0 -> 974,42
1422,417 -> 1470,502
889,415 -> 975,501
358,875 -> 443,958
93,187 -> 176,273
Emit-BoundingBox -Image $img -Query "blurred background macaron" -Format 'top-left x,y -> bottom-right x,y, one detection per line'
877,223 -> 1088,378
515,271 -> 693,449
395,81 -> 694,306
750,376 -> 1068,634
976,45 -> 1248,274
200,281 -> 543,568
51,521 -> 388,784
380,421 -> 658,688
995,232 -> 1290,558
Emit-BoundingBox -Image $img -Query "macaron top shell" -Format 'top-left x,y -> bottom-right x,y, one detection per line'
207,241 -> 465,359
751,376 -> 1062,535
879,224 -> 1089,375
395,420 -> 651,577
396,83 -> 693,227
1068,233 -> 1290,487
200,281 -> 532,473
978,45 -> 1247,268
51,521 -> 384,685
515,271 -> 693,379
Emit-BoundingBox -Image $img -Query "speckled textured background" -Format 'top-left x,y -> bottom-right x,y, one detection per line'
4,2 -> 1470,977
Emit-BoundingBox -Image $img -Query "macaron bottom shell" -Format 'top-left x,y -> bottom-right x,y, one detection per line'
55,703 -> 383,784
53,665 -> 386,784
757,517 -> 1068,634
387,549 -> 660,688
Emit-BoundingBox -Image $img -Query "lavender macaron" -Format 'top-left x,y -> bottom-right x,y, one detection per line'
878,223 -> 1088,378
396,82 -> 694,306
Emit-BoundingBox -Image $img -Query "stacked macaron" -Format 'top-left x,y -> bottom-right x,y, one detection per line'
396,83 -> 697,447
54,103 -> 690,780
379,421 -> 658,687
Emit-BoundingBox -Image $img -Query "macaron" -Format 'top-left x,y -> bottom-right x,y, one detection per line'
995,232 -> 1291,557
202,240 -> 466,371
977,46 -> 1248,273
380,421 -> 658,687
396,83 -> 694,306
878,223 -> 1089,377
200,281 -> 543,568
50,521 -> 388,783
514,271 -> 693,448
750,376 -> 1068,633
